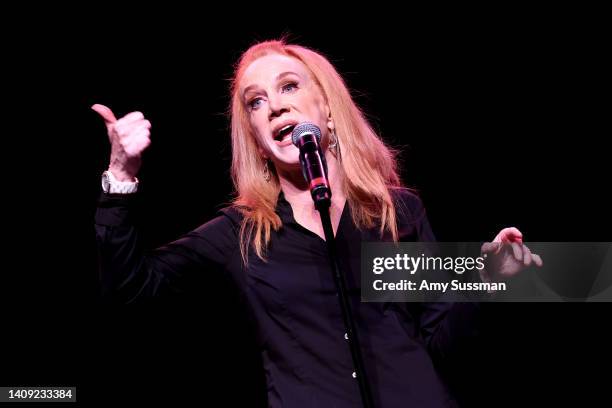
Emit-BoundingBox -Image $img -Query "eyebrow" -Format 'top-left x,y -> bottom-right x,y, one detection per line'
242,71 -> 301,99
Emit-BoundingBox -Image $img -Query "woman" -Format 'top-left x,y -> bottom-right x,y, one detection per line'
94,40 -> 541,407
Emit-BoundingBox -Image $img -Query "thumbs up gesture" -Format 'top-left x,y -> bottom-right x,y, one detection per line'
92,104 -> 151,181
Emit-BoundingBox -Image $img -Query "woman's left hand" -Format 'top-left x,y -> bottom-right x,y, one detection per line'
479,227 -> 543,283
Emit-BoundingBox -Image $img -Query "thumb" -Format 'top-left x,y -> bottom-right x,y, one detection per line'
91,104 -> 117,125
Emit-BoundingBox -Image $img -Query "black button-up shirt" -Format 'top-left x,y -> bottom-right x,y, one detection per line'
95,189 -> 479,407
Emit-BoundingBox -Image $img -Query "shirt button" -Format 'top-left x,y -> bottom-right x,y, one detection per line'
352,371 -> 357,378
344,333 -> 349,340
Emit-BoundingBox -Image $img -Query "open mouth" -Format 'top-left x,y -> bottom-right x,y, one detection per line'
274,124 -> 296,143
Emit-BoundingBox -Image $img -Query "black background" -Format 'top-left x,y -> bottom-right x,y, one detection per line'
3,6 -> 611,407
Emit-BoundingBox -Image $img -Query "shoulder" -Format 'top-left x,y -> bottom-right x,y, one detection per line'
390,187 -> 436,240
391,187 -> 426,216
390,187 -> 432,229
217,205 -> 244,226
189,205 -> 243,239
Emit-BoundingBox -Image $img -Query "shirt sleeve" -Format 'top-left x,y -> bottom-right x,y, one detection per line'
95,193 -> 240,303
394,188 -> 481,364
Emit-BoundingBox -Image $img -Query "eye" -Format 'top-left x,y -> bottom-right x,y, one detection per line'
281,82 -> 298,93
248,97 -> 264,111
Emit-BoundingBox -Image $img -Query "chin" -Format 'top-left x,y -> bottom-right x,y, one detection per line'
273,147 -> 300,164
272,153 -> 301,172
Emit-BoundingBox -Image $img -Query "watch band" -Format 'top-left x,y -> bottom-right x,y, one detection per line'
102,170 -> 139,194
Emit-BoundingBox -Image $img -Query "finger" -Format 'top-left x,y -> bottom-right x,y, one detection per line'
116,111 -> 145,126
495,227 -> 524,243
133,136 -> 151,152
522,244 -> 533,267
126,127 -> 150,143
124,131 -> 151,155
91,104 -> 117,124
511,242 -> 523,261
115,121 -> 151,138
532,253 -> 543,267
506,227 -> 523,243
481,241 -> 502,255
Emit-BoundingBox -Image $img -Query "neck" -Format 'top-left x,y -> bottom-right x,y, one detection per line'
278,151 -> 346,216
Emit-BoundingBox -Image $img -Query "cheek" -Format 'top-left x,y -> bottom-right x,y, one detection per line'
253,132 -> 272,154
253,134 -> 271,159
250,111 -> 265,129
249,115 -> 269,143
307,94 -> 329,122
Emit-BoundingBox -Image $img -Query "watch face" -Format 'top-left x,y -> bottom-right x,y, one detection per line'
102,172 -> 110,192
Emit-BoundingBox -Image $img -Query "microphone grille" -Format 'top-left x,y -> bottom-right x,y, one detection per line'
292,122 -> 322,146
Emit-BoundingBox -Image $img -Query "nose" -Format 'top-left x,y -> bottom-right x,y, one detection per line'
268,94 -> 289,120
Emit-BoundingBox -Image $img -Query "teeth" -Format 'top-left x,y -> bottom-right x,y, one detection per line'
277,125 -> 292,136
275,124 -> 295,141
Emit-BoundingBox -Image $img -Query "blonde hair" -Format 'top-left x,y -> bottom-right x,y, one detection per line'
230,40 -> 402,264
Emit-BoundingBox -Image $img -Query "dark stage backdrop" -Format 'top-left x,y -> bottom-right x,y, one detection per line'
3,11 -> 610,407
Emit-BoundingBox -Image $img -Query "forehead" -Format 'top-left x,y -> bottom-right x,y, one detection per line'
240,54 -> 310,90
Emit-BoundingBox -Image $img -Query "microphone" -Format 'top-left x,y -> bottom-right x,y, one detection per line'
291,123 -> 331,209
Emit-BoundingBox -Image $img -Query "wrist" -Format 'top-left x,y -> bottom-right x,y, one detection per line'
102,169 -> 139,194
107,166 -> 137,182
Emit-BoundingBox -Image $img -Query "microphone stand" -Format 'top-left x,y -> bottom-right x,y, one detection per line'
315,197 -> 375,408
294,125 -> 374,407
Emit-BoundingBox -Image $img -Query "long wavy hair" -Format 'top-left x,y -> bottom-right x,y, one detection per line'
230,40 -> 402,264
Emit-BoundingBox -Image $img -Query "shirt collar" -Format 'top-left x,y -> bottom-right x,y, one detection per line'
276,191 -> 298,225
276,191 -> 352,238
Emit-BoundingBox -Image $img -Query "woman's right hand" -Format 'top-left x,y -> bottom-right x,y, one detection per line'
92,104 -> 151,181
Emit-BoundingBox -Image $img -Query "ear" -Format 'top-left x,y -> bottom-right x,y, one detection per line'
325,103 -> 334,131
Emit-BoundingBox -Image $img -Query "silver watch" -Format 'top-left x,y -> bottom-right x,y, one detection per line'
101,170 -> 139,194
